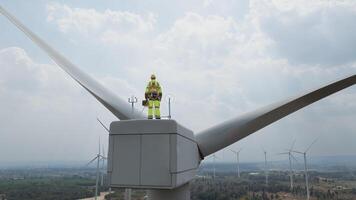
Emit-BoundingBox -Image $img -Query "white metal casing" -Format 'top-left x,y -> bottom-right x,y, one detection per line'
108,120 -> 200,189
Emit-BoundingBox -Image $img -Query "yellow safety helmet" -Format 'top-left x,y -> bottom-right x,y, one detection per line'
151,74 -> 156,80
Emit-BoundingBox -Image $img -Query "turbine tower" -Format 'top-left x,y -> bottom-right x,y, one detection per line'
212,154 -> 219,179
101,145 -> 107,187
1,5 -> 355,200
230,148 -> 242,178
292,139 -> 318,200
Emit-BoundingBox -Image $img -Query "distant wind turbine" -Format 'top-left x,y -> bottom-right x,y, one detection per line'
230,148 -> 242,178
292,139 -> 318,200
279,140 -> 298,190
87,138 -> 106,200
212,154 -> 219,179
262,148 -> 268,187
96,118 -> 108,188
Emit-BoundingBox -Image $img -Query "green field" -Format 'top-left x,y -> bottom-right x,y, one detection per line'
0,176 -> 97,200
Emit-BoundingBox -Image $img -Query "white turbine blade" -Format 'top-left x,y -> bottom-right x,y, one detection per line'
86,156 -> 98,166
195,74 -> 356,157
102,145 -> 106,158
0,6 -> 143,120
291,150 -> 304,154
290,154 -> 300,164
97,117 -> 110,133
290,140 -> 296,151
305,138 -> 318,153
99,137 -> 101,155
277,152 -> 289,155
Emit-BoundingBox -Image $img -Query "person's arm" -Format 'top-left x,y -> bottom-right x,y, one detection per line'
158,83 -> 162,101
145,82 -> 150,99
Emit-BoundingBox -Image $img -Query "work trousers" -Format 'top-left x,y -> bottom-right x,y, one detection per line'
148,100 -> 160,119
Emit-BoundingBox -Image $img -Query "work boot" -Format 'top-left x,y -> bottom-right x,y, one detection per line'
148,116 -> 153,119
155,116 -> 161,120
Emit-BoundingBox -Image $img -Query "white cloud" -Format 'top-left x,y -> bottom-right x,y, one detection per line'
269,0 -> 356,14
155,13 -> 240,68
250,0 -> 356,66
46,2 -> 156,46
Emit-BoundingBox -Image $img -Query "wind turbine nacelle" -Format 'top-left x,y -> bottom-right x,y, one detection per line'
107,120 -> 200,189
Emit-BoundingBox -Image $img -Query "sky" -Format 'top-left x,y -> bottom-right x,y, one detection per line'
0,0 -> 355,165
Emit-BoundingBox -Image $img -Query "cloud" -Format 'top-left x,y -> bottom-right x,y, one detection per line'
255,0 -> 356,66
155,12 -> 240,68
46,2 -> 156,46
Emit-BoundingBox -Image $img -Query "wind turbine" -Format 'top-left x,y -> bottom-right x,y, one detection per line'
230,148 -> 242,178
212,154 -> 219,179
96,118 -> 108,188
1,5 -> 355,200
87,139 -> 106,200
262,148 -> 268,187
292,139 -> 318,200
279,140 -> 298,190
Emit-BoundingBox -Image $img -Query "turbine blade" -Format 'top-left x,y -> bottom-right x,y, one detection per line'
86,156 -> 98,166
0,6 -> 144,120
277,152 -> 289,155
99,137 -> 101,155
97,117 -> 110,133
305,138 -> 318,153
290,140 -> 296,151
291,150 -> 304,154
290,154 -> 299,164
195,74 -> 356,157
102,145 -> 106,157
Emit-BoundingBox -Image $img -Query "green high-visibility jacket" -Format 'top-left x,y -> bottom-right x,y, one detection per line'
145,80 -> 162,95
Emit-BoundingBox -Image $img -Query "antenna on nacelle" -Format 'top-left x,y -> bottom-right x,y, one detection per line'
168,97 -> 172,119
162,95 -> 173,119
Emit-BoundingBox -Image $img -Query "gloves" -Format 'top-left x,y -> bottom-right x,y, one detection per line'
145,93 -> 148,99
158,93 -> 162,101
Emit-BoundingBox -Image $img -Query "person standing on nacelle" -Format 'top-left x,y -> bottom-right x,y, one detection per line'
145,74 -> 162,119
